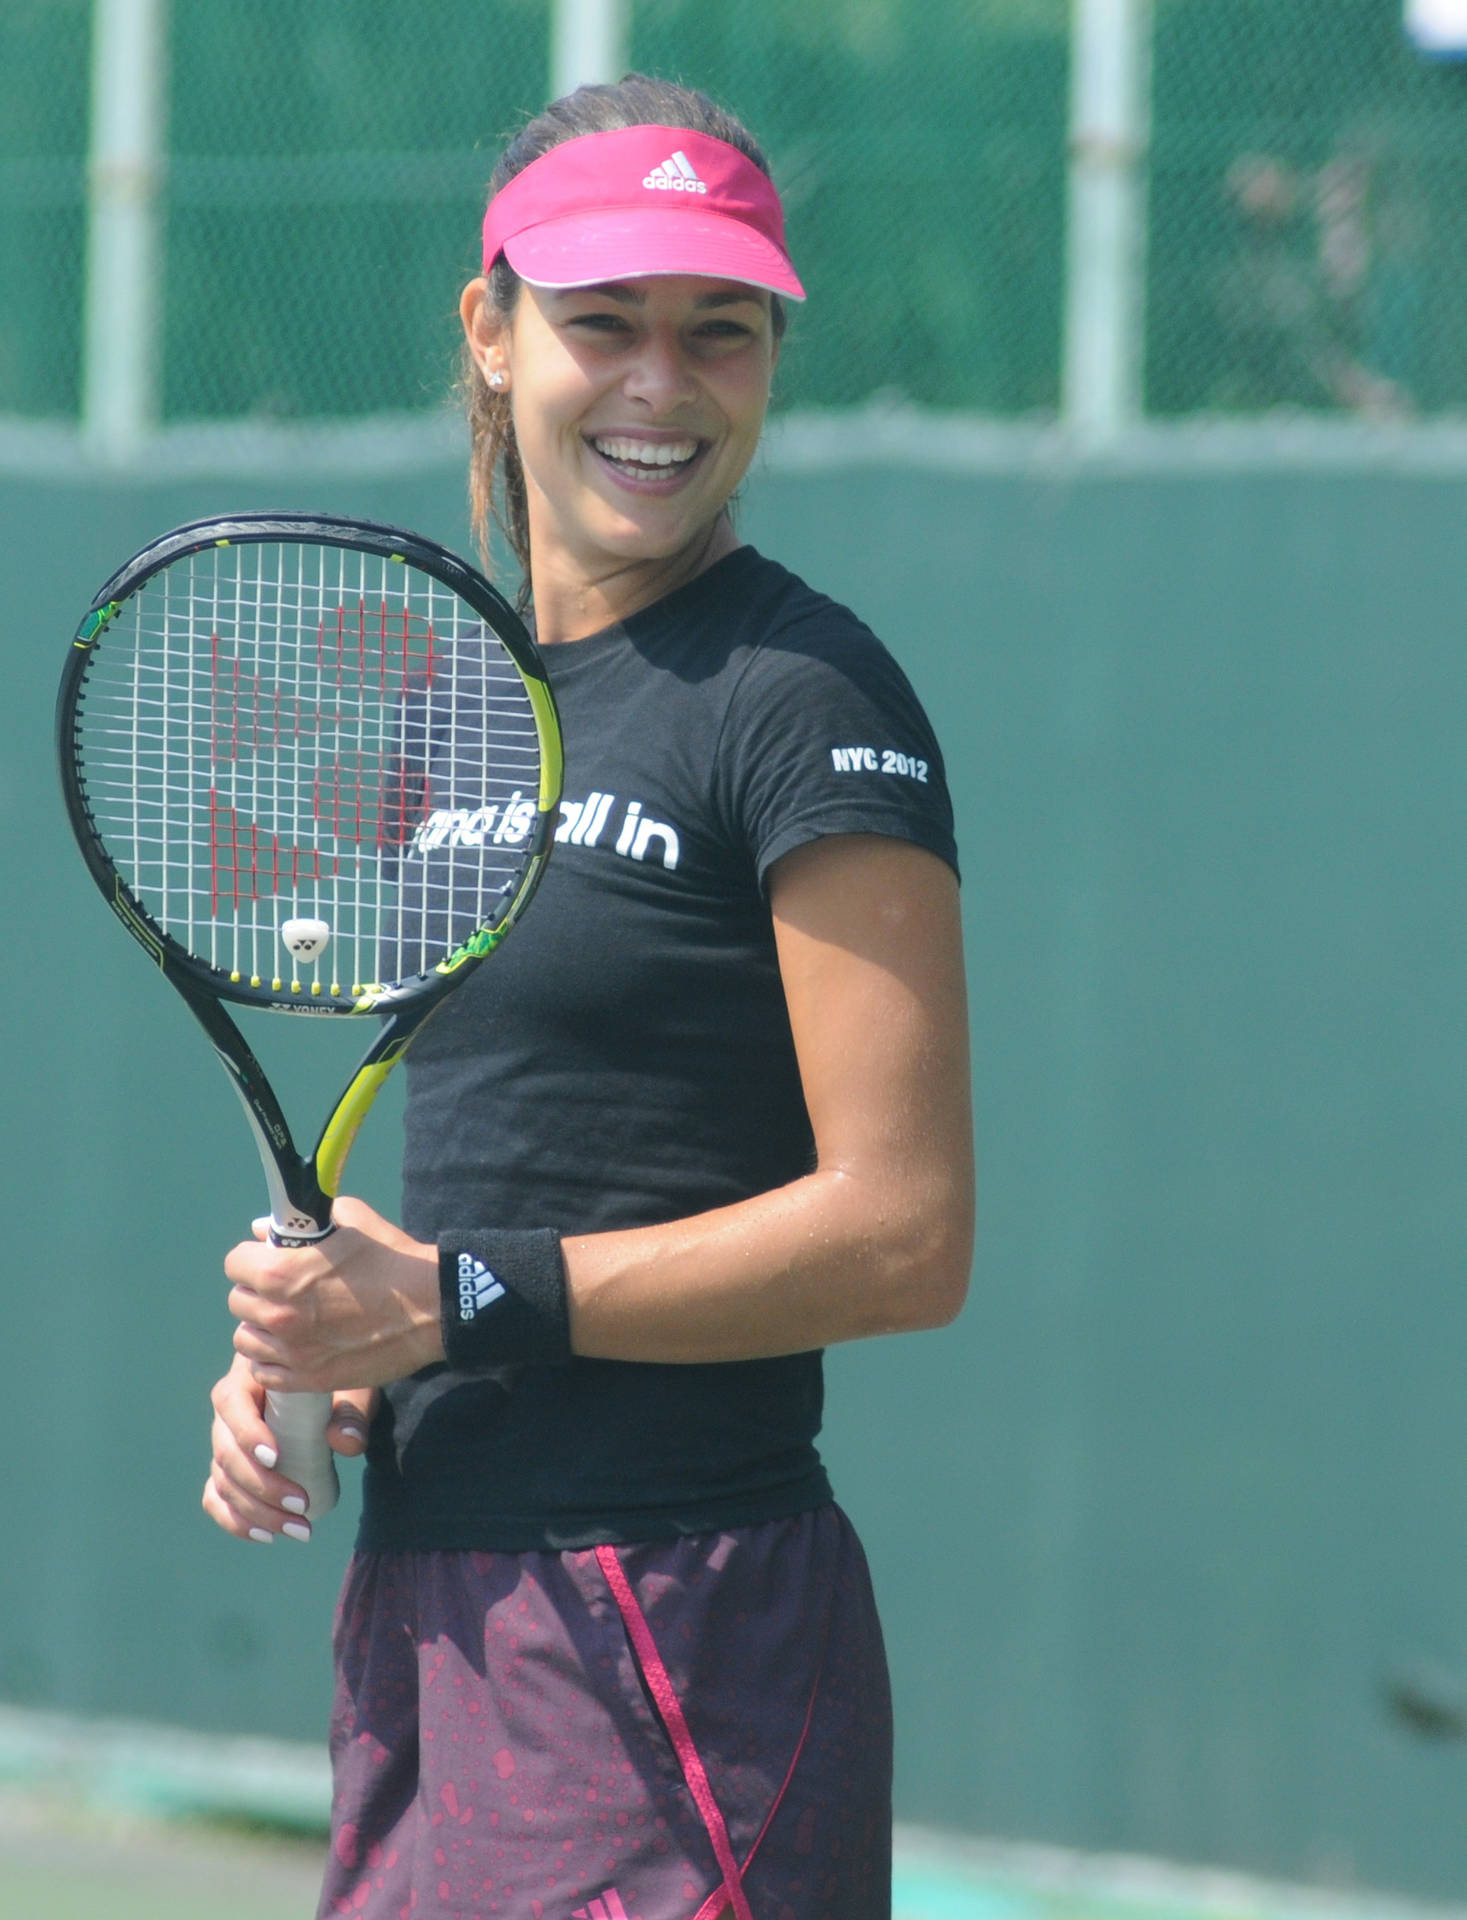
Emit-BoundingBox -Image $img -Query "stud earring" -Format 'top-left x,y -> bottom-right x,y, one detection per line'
488,370 -> 506,390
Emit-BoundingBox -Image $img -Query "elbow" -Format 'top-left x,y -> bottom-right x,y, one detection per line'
864,1193 -> 974,1336
914,1165 -> 975,1328
905,1233 -> 972,1330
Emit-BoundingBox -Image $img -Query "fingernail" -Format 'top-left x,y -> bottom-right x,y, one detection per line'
282,1520 -> 311,1543
281,1495 -> 308,1516
336,1425 -> 366,1446
254,1443 -> 279,1470
248,1527 -> 274,1545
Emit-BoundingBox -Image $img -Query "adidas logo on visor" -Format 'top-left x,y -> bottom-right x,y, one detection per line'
642,150 -> 707,194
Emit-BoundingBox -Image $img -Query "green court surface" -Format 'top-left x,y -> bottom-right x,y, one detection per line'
0,1794 -> 324,1920
5,1805 -> 1467,1920
890,1834 -> 1467,1920
2,1710 -> 1464,1920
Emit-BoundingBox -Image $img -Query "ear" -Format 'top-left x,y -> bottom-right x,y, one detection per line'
460,277 -> 509,388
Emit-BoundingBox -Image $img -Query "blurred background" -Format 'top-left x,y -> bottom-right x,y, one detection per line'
4,0 -> 1467,1914
7,0 -> 1467,432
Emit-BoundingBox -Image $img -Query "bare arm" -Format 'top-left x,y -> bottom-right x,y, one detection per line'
225,833 -> 973,1383
561,833 -> 973,1358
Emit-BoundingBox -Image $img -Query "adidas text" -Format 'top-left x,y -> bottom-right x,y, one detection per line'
643,150 -> 707,193
457,1251 -> 506,1321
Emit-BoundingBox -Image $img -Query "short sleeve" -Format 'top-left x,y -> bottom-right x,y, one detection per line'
716,610 -> 959,891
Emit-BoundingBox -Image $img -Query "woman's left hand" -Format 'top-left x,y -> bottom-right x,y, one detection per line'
225,1195 -> 444,1392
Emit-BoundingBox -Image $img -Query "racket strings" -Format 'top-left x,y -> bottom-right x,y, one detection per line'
73,542 -> 543,997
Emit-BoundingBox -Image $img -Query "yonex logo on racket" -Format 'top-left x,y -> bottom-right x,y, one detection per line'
642,151 -> 707,193
457,1253 -> 505,1321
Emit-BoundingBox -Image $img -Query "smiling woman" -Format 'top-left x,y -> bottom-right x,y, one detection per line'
461,80 -> 797,611
462,272 -> 779,624
202,72 -> 973,1920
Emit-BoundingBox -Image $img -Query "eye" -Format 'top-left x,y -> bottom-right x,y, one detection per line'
567,310 -> 632,335
692,317 -> 761,351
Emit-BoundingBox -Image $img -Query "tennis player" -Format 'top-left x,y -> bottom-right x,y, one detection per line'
204,75 -> 973,1920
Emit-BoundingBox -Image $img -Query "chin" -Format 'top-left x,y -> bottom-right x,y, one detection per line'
597,509 -> 715,562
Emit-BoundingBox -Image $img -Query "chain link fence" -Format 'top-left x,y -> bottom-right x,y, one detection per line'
630,0 -> 1068,416
1147,0 -> 1467,419
1,1 -> 91,421
1,0 -> 1464,434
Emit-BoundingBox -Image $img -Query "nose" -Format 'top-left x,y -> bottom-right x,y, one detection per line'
620,326 -> 699,414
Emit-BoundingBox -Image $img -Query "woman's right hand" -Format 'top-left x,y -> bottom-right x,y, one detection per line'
202,1352 -> 377,1544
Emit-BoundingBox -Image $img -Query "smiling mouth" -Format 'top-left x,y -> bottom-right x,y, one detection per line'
589,434 -> 703,480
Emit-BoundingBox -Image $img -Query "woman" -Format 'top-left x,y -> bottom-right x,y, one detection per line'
204,75 -> 973,1920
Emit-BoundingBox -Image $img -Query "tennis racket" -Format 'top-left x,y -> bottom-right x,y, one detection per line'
57,512 -> 562,1519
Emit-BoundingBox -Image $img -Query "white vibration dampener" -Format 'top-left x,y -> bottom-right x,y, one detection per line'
280,916 -> 331,964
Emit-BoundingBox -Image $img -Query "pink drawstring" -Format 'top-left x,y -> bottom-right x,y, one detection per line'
595,1545 -> 756,1920
687,1668 -> 821,1920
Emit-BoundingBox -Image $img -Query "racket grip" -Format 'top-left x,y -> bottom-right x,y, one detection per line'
259,1214 -> 339,1519
263,1389 -> 340,1520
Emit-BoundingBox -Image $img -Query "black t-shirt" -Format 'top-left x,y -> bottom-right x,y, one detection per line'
358,545 -> 958,1551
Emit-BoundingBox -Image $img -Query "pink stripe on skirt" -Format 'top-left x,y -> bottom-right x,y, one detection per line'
318,1505 -> 892,1920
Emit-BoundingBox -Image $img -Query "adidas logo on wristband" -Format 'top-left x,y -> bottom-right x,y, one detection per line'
441,1229 -> 570,1370
457,1252 -> 506,1321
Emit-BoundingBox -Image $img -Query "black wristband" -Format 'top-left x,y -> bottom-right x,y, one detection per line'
438,1228 -> 572,1371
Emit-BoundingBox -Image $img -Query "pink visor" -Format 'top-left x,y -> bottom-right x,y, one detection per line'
481,124 -> 806,301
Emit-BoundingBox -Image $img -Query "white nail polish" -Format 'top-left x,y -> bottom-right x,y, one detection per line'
282,1520 -> 311,1543
281,1495 -> 307,1515
254,1443 -> 279,1470
248,1527 -> 274,1544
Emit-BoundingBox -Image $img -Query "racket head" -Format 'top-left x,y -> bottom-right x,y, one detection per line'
58,513 -> 562,1017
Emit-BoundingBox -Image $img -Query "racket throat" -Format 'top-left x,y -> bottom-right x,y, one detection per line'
217,1067 -> 332,1239
183,991 -> 334,1238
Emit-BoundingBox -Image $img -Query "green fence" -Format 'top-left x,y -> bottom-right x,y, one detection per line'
1147,0 -> 1467,416
5,446 -> 1467,1901
3,1 -> 1466,428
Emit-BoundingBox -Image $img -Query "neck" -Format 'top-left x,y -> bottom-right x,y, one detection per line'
528,516 -> 739,644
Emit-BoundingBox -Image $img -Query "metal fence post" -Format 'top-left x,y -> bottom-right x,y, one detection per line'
1061,0 -> 1153,439
82,0 -> 169,461
550,0 -> 630,101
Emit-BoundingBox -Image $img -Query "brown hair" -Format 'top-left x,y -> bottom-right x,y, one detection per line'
462,75 -> 787,594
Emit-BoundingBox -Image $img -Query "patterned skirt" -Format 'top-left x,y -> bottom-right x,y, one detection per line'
318,1505 -> 893,1920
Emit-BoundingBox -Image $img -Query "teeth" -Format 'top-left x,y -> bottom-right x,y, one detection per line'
592,437 -> 699,468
